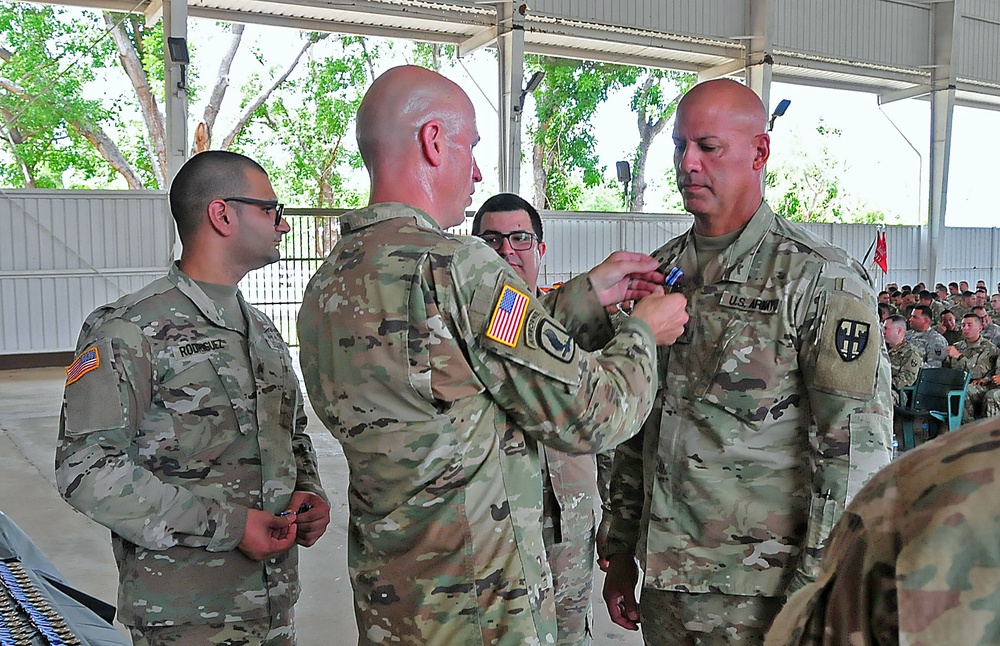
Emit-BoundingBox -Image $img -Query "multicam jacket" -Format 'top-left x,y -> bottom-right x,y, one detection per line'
297,203 -> 658,645
56,263 -> 324,627
766,416 -> 1000,646
605,202 -> 892,598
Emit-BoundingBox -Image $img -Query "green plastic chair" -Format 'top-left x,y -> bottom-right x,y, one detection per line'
895,368 -> 971,451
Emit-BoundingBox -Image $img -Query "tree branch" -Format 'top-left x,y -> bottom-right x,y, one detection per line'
219,33 -> 326,150
193,23 -> 244,154
104,12 -> 166,186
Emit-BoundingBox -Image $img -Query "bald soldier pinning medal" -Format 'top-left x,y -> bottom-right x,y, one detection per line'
297,65 -> 689,645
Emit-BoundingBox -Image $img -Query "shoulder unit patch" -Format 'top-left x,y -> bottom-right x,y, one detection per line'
835,319 -> 870,362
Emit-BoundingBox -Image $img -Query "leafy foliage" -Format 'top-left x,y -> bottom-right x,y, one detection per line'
766,120 -> 888,223
527,56 -> 640,210
233,35 -> 373,208
0,5 -> 115,187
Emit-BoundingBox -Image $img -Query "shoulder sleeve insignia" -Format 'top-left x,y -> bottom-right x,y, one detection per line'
537,319 -> 576,363
835,319 -> 870,362
486,284 -> 530,347
66,347 -> 100,385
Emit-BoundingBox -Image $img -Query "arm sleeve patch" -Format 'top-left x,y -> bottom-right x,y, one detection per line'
478,280 -> 582,387
63,338 -> 129,437
811,292 -> 880,399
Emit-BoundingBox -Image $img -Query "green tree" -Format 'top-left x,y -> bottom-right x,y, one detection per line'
0,5 -> 120,187
1,4 -> 323,189
766,120 -> 888,224
626,69 -> 695,212
234,36 -> 374,209
527,56 -> 639,210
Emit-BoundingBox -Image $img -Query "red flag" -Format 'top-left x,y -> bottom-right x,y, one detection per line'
873,231 -> 888,273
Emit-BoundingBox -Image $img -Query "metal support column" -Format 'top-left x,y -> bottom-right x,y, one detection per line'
745,0 -> 774,113
926,0 -> 959,286
163,0 -> 189,186
497,1 -> 526,194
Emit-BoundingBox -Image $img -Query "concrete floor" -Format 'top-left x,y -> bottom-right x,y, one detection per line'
0,366 -> 643,645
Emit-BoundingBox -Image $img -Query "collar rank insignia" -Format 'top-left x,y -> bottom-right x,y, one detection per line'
836,319 -> 870,362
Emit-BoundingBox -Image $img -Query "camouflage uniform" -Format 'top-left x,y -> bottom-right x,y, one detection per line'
906,327 -> 948,368
982,322 -> 1000,345
541,448 -> 598,645
944,336 -> 998,419
765,416 -> 1000,646
55,263 -> 324,636
296,203 -> 659,645
605,203 -> 892,643
886,340 -> 920,405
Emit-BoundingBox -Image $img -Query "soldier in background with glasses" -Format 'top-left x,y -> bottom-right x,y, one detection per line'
56,150 -> 329,646
472,193 -> 629,645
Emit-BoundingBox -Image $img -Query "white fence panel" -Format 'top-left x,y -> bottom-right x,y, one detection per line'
0,190 -> 172,356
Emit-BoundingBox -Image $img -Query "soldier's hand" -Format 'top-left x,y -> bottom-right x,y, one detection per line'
238,509 -> 297,561
945,345 -> 960,359
630,292 -> 689,346
587,251 -> 666,307
287,491 -> 332,547
603,553 -> 641,631
596,515 -> 612,572
992,375 -> 1000,386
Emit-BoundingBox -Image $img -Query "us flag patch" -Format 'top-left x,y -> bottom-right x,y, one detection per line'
486,285 -> 529,347
66,347 -> 100,385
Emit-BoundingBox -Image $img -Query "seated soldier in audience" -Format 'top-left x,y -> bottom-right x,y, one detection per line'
877,302 -> 893,322
977,279 -> 987,291
945,312 -> 999,420
938,309 -> 962,344
918,290 -> 944,323
991,293 -> 1000,316
935,284 -> 948,303
976,288 -> 988,308
898,292 -> 918,319
907,305 -> 948,368
884,315 -> 920,406
947,281 -> 961,304
974,305 -> 1000,345
952,291 -> 977,319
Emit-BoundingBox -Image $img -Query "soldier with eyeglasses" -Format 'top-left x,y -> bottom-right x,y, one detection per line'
56,150 -> 329,646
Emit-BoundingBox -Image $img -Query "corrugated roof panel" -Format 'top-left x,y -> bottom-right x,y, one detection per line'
774,0 -> 929,69
529,0 -> 745,43
958,12 -> 1000,87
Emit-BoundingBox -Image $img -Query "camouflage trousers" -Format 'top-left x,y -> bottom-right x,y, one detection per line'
965,382 -> 992,420
547,530 -> 596,646
638,589 -> 783,646
129,608 -> 295,646
983,387 -> 1000,419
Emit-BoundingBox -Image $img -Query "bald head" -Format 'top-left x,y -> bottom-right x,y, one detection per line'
677,79 -> 767,134
672,79 -> 770,234
356,65 -> 481,227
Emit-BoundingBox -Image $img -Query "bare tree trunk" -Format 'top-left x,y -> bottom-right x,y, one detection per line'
531,141 -> 547,208
219,34 -> 327,150
629,81 -> 680,213
104,12 -> 167,187
73,118 -> 146,189
0,106 -> 34,187
193,23 -> 245,154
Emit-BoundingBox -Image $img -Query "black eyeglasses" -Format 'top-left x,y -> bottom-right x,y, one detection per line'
478,231 -> 537,251
222,197 -> 285,226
